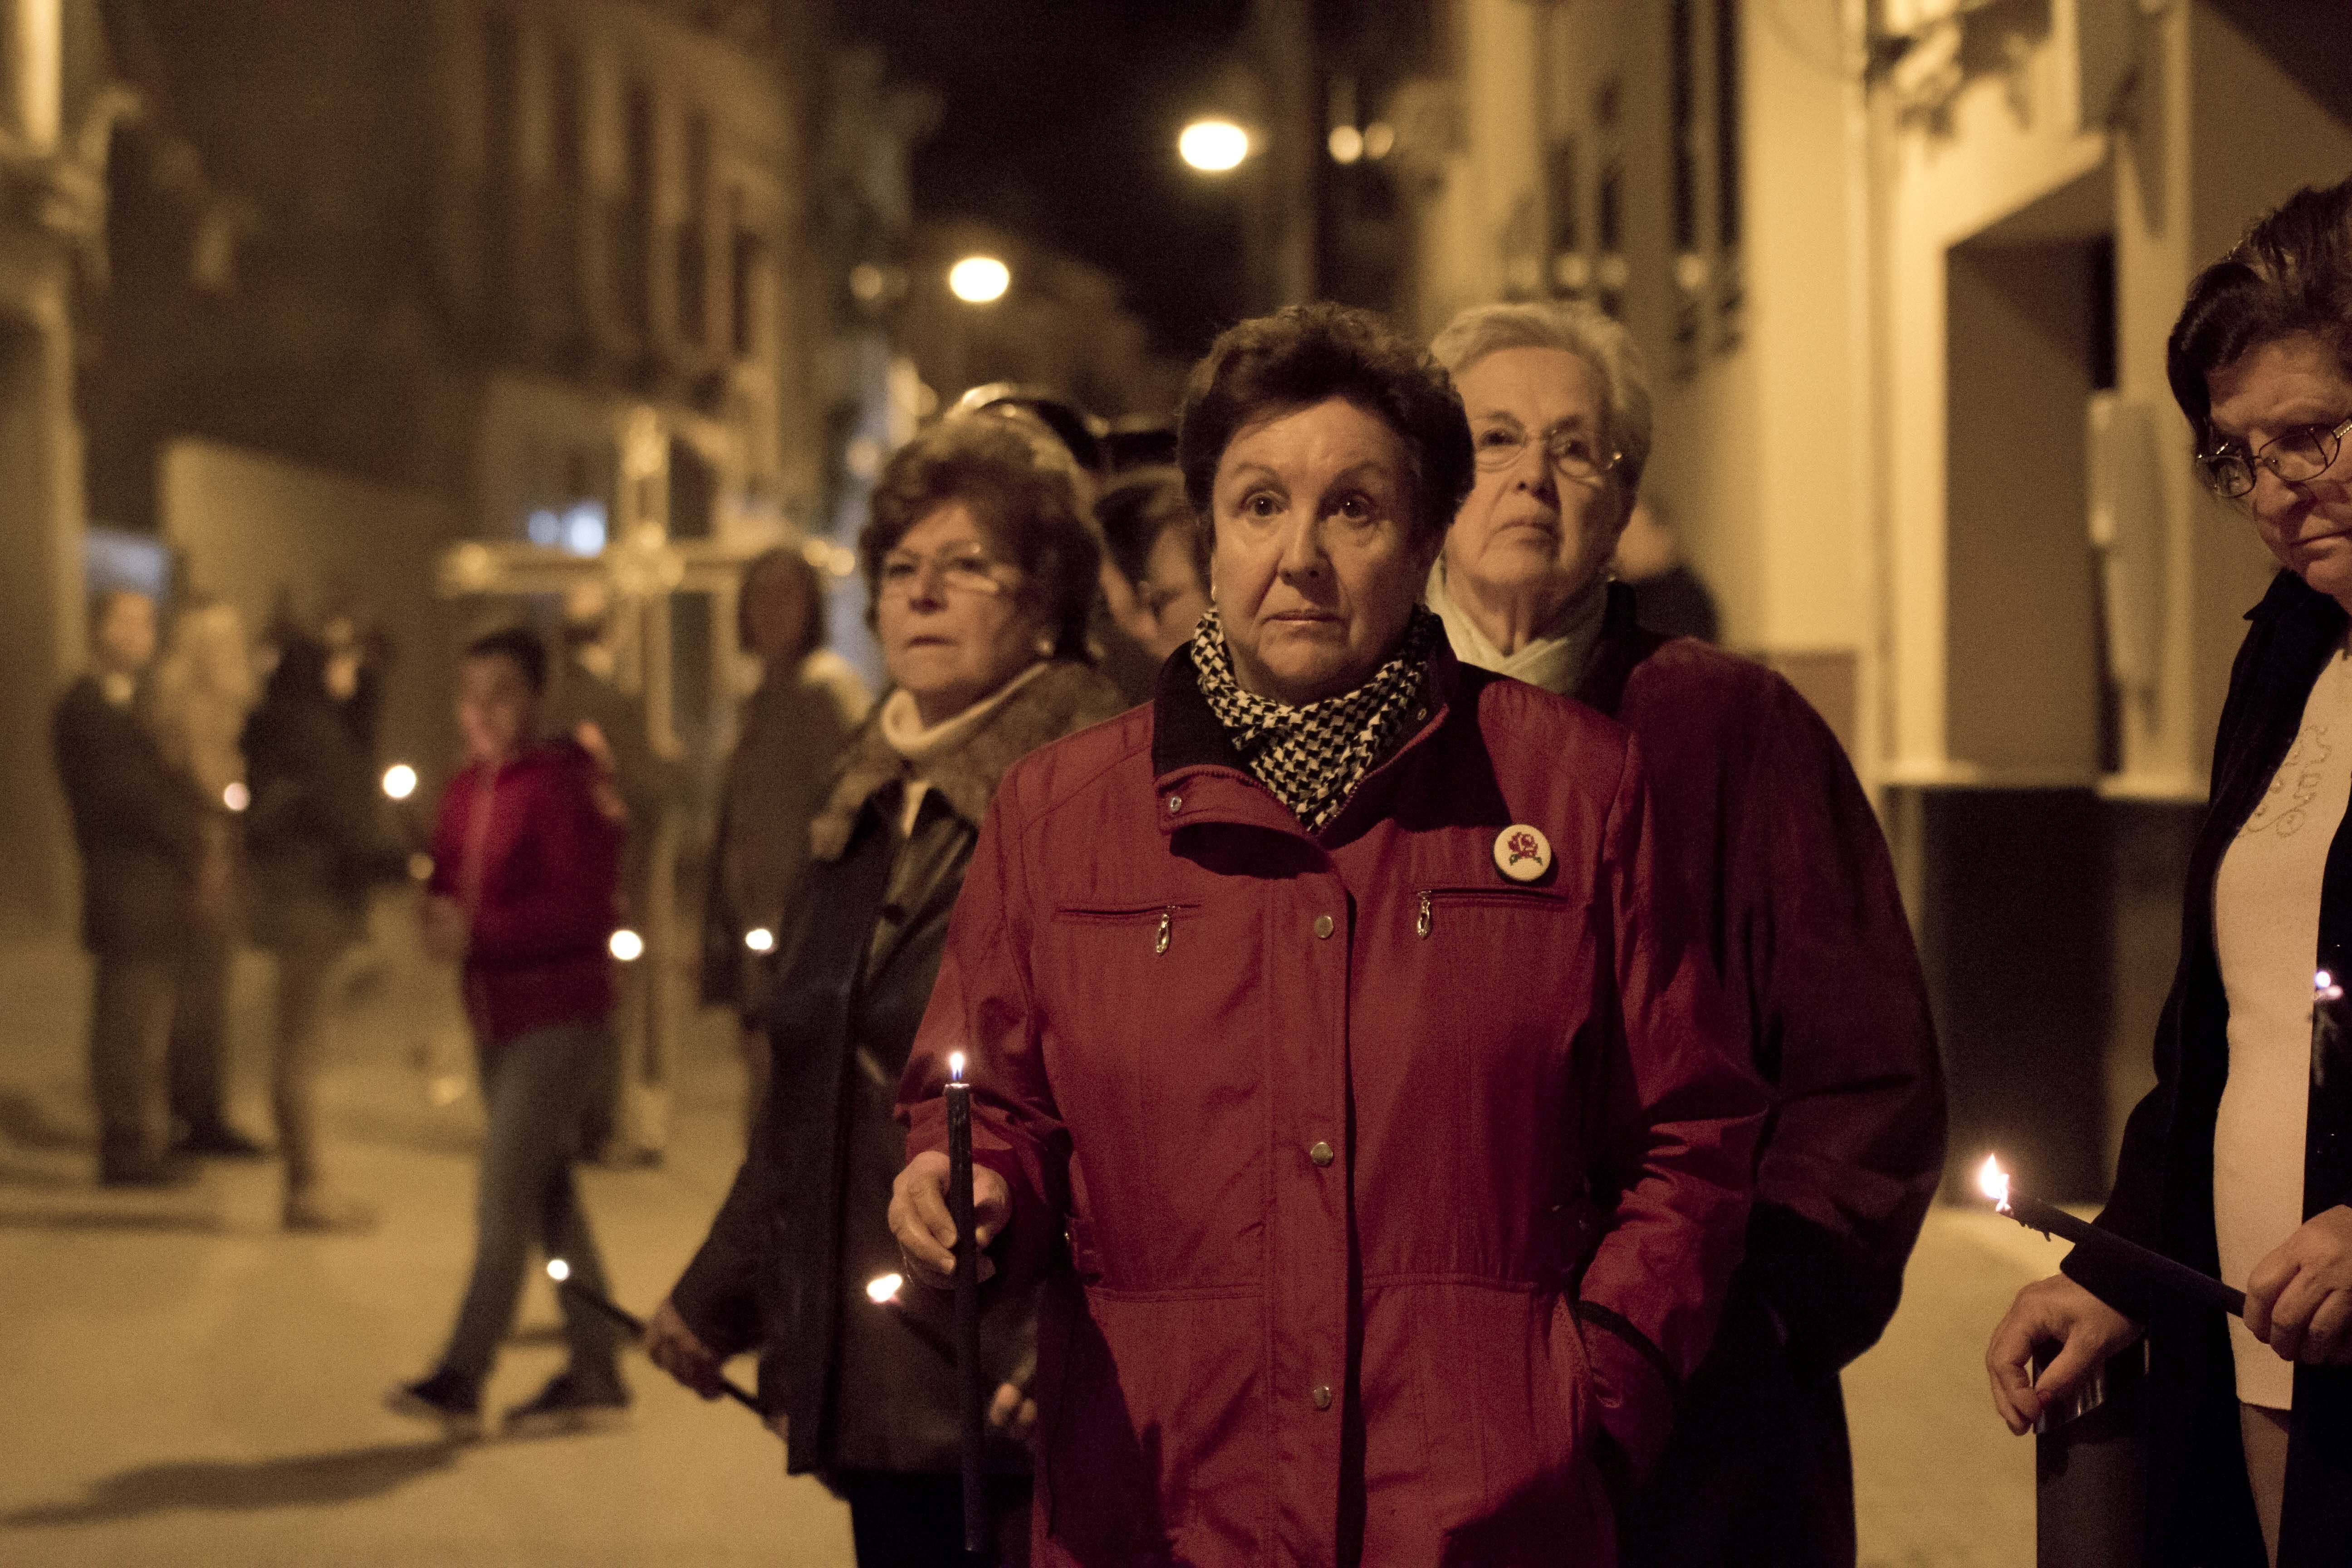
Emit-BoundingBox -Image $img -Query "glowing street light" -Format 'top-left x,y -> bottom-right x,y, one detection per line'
382,763 -> 418,801
947,255 -> 1010,304
1179,118 -> 1250,173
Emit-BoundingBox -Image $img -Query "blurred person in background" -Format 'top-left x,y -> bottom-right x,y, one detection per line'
389,627 -> 627,1440
701,543 -> 868,1136
1987,175 -> 2352,1568
1428,299 -> 1945,1568
887,304 -> 1764,1566
239,623 -> 409,1232
147,596 -> 270,1161
52,588 -> 235,1186
1095,465 -> 1211,668
546,581 -> 689,1168
645,415 -> 1124,1565
1612,499 -> 1720,645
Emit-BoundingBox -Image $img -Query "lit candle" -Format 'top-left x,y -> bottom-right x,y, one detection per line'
946,1052 -> 988,1555
1978,1156 -> 2244,1317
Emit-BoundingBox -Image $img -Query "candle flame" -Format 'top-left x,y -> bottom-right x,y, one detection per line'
866,1273 -> 903,1305
382,763 -> 418,802
609,928 -> 644,962
1977,1154 -> 2013,1215
744,926 -> 775,954
546,1258 -> 571,1282
948,1051 -> 965,1083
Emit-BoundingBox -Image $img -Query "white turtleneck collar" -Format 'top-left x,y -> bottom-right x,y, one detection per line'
1424,559 -> 1607,697
875,661 -> 1050,833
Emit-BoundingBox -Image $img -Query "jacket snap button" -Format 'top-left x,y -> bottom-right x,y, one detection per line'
1308,1141 -> 1334,1167
1167,794 -> 1183,814
1313,914 -> 1335,939
1311,1384 -> 1333,1411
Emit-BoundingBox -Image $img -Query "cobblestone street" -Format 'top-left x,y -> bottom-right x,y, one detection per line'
0,906 -> 2055,1567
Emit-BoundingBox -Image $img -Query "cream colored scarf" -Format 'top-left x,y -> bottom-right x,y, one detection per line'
1424,559 -> 1607,697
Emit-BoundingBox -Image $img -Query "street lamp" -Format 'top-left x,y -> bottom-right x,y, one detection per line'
947,255 -> 1010,304
1179,118 -> 1250,173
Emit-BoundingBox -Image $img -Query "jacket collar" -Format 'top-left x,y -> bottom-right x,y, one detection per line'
1570,581 -> 1670,719
810,659 -> 1124,861
1149,635 -> 1463,842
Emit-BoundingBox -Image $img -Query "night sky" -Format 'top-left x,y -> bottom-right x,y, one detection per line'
844,0 -> 1259,360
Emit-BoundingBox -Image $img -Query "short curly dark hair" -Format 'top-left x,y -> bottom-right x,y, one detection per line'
859,415 -> 1102,661
2170,176 -> 2352,451
1175,303 -> 1475,542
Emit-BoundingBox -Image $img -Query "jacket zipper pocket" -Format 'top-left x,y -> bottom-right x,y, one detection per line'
1053,902 -> 1198,956
1414,886 -> 1568,938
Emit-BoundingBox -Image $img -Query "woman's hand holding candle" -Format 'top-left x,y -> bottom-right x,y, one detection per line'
2246,1205 -> 2352,1364
887,1149 -> 1009,1285
644,1297 -> 730,1401
1985,1274 -> 2143,1435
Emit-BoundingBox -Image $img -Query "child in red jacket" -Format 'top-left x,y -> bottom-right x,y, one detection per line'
389,627 -> 629,1439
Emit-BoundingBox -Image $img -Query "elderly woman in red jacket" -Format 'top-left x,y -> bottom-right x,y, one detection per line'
888,303 -> 1767,1566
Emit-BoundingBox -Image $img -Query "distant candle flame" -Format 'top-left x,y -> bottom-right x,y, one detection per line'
948,1051 -> 965,1083
744,926 -> 775,954
609,928 -> 644,962
1978,1154 -> 2013,1215
546,1258 -> 571,1282
866,1273 -> 903,1305
382,763 -> 418,801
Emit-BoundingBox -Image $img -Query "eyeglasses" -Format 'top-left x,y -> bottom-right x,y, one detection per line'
2196,413 -> 2352,499
1471,420 -> 1621,485
876,546 -> 1015,600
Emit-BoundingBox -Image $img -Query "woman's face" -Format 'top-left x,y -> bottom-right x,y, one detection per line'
1125,523 -> 1214,662
1210,397 -> 1439,706
875,500 -> 1045,725
1445,346 -> 1629,611
2209,333 -> 2352,608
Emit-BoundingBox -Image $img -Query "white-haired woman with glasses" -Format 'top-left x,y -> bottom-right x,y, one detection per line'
1429,300 -> 1946,1568
1988,175 -> 2352,1568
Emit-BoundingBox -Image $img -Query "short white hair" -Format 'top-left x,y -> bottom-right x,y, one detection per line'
1429,300 -> 1654,499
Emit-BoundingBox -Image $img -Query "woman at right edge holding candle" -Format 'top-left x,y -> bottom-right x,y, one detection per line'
889,303 -> 1766,1565
1988,176 -> 2352,1567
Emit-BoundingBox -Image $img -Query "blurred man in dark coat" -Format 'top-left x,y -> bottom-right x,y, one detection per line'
52,589 -> 222,1186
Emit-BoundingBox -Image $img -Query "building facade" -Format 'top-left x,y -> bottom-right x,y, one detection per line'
1395,0 -> 2352,1195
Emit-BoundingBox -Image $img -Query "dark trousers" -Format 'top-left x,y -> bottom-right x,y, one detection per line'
169,910 -> 233,1137
438,1021 -> 619,1385
836,1471 -> 1032,1568
1619,1290 -> 1857,1568
89,955 -> 176,1165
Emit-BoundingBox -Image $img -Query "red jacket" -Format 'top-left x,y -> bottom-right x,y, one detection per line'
428,740 -> 622,1046
903,645 -> 1767,1567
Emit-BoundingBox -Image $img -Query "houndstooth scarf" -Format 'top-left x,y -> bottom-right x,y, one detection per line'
1190,606 -> 1443,833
